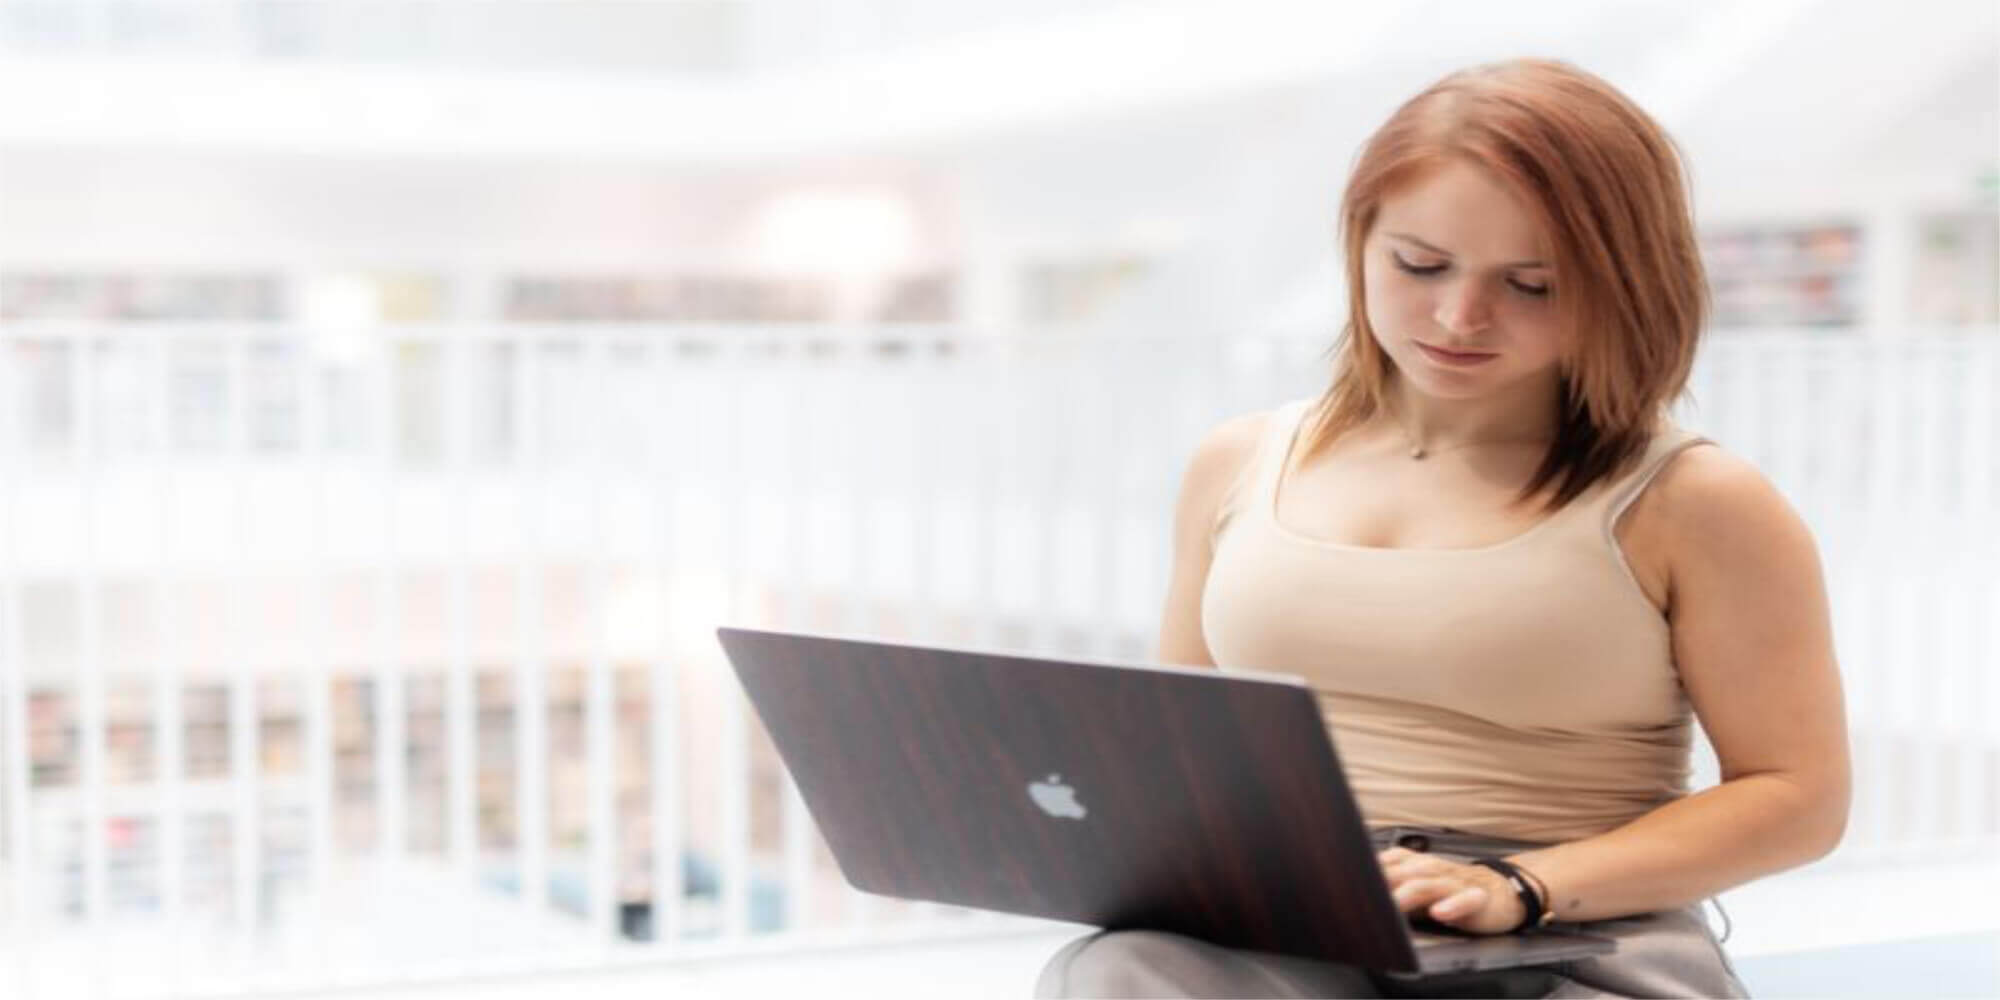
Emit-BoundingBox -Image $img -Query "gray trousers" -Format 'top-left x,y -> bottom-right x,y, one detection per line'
1033,825 -> 1750,999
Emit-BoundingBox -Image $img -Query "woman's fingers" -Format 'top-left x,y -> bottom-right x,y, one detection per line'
1380,853 -> 1449,884
1427,885 -> 1490,921
1378,855 -> 1522,934
1390,875 -> 1464,914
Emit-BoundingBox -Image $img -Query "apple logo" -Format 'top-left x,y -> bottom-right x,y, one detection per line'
1028,773 -> 1088,820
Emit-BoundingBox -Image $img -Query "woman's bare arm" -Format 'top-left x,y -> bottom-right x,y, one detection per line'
1156,411 -> 1270,667
1501,445 -> 1852,921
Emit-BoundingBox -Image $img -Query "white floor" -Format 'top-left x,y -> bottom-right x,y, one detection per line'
6,853 -> 1993,998
318,856 -> 2000,1000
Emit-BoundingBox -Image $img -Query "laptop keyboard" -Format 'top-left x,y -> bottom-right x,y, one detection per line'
1408,926 -> 1476,948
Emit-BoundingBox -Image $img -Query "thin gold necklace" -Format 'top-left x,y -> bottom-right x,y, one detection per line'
1383,390 -> 1553,460
1403,438 -> 1550,460
1397,424 -> 1551,460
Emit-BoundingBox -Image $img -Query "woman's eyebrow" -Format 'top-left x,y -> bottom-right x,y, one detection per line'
1384,231 -> 1548,269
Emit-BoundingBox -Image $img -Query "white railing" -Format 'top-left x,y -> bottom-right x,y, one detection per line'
0,324 -> 1993,997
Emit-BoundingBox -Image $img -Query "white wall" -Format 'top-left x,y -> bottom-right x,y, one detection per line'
0,12 -> 1991,333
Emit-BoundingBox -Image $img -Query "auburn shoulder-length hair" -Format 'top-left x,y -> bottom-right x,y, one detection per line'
1298,58 -> 1707,509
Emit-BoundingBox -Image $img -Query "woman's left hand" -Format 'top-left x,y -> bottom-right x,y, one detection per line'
1377,847 -> 1527,936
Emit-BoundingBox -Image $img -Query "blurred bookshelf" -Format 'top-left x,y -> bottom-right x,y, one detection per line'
501,275 -> 833,324
17,662 -> 673,925
496,271 -> 954,325
1698,210 -> 1999,332
0,268 -> 952,327
1701,221 -> 1863,328
1020,253 -> 1152,327
1911,210 -> 2000,325
0,273 -> 283,323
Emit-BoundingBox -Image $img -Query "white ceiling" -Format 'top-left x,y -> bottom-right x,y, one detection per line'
0,0 -> 1989,182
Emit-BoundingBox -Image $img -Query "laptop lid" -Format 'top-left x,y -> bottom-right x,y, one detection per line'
715,625 -> 1613,973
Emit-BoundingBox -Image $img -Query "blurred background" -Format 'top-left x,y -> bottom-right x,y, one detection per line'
0,0 -> 1994,997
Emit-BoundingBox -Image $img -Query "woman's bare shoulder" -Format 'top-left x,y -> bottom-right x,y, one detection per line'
1623,440 -> 1820,609
1182,409 -> 1276,491
1620,438 -> 1760,519
1646,441 -> 1796,532
1168,408 -> 1279,544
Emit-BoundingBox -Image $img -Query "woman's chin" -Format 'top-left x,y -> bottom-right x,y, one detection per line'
1393,365 -> 1499,400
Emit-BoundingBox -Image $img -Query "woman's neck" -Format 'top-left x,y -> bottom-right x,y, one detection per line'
1383,370 -> 1561,452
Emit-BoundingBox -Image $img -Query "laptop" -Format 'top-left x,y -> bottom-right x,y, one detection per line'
714,625 -> 1617,975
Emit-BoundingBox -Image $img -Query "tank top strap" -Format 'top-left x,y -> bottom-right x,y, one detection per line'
1211,397 -> 1316,543
1261,396 -> 1320,491
1570,424 -> 1714,533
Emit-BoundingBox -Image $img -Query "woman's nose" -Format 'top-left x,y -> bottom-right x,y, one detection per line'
1433,279 -> 1494,335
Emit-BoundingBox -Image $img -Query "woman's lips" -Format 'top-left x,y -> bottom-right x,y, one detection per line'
1415,341 -> 1499,367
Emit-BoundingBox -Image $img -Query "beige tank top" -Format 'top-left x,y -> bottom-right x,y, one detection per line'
1201,397 -> 1710,844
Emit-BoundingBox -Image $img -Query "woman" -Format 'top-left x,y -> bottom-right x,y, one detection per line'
1034,59 -> 1850,998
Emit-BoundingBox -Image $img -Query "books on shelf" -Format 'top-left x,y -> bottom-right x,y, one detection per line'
502,275 -> 834,324
1701,222 -> 1862,328
1910,211 -> 2000,325
0,274 -> 283,322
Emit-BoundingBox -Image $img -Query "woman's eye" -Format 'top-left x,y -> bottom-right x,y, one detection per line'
1392,253 -> 1549,298
1391,254 -> 1446,276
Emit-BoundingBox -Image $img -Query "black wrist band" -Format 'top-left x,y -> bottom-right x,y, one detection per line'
1469,858 -> 1549,933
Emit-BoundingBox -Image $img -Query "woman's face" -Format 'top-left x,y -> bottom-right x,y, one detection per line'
1362,159 -> 1570,401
